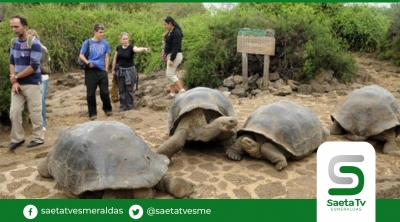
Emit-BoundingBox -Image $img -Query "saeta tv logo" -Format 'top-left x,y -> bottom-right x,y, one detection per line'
317,142 -> 375,222
328,155 -> 364,196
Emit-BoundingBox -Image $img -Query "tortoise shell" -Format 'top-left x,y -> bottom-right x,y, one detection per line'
238,100 -> 328,156
45,121 -> 169,195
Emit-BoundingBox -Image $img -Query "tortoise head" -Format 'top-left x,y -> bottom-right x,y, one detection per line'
215,116 -> 238,132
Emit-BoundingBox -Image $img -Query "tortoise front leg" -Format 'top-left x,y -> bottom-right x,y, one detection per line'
218,128 -> 236,148
226,135 -> 247,161
157,130 -> 188,159
259,143 -> 288,171
37,158 -> 52,178
241,137 -> 288,170
156,176 -> 194,198
374,129 -> 400,156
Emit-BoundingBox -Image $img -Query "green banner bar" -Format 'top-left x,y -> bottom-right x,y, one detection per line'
0,199 -> 398,221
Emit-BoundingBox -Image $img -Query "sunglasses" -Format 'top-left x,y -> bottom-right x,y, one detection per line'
94,24 -> 105,31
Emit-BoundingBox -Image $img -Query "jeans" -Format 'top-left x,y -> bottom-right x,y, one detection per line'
41,78 -> 48,128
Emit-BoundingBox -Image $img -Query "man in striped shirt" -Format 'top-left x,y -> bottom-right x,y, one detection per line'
9,15 -> 44,150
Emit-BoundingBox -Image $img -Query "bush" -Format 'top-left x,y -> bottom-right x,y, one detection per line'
332,4 -> 390,52
377,4 -> 400,65
182,3 -> 359,87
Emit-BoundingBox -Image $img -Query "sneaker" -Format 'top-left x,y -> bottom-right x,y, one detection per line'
166,94 -> 175,99
90,115 -> 97,121
106,111 -> 113,116
43,127 -> 46,131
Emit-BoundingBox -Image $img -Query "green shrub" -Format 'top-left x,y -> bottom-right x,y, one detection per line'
377,4 -> 400,65
332,4 -> 390,52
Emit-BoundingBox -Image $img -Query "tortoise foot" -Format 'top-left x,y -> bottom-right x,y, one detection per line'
226,148 -> 242,161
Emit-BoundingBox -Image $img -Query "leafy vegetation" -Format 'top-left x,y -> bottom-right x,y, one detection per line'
0,3 -> 398,123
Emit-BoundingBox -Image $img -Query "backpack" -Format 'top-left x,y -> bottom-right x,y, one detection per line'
77,39 -> 90,70
10,35 -> 51,74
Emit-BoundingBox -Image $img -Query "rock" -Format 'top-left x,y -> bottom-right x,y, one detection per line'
233,75 -> 243,85
274,85 -> 292,96
268,86 -> 278,93
271,79 -> 285,89
336,90 -> 348,96
298,84 -> 313,95
223,76 -> 235,88
222,91 -> 231,98
376,181 -> 400,198
287,80 -> 299,91
251,89 -> 262,95
314,70 -> 334,84
335,84 -> 347,91
269,72 -> 280,81
231,85 -> 246,97
248,74 -> 260,86
218,86 -> 229,92
350,83 -> 363,90
256,78 -> 264,90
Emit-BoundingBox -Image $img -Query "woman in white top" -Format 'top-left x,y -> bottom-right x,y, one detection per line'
27,29 -> 50,131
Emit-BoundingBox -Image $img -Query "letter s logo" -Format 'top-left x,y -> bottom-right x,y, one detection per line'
328,155 -> 364,195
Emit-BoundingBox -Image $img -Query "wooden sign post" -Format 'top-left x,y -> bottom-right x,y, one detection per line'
237,29 -> 276,90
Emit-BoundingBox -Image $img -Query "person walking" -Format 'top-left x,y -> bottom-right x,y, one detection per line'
8,15 -> 44,150
27,29 -> 50,131
163,16 -> 186,99
111,32 -> 150,112
78,24 -> 112,120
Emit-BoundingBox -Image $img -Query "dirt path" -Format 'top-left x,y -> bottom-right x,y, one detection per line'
0,53 -> 399,199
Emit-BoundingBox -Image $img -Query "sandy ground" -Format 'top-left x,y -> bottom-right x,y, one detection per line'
0,53 -> 399,199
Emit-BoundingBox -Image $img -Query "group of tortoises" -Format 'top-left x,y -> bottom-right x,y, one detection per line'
37,85 -> 400,198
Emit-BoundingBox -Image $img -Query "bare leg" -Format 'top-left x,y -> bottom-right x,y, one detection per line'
329,120 -> 346,135
226,135 -> 247,161
169,85 -> 176,94
174,80 -> 185,91
259,143 -> 288,171
156,176 -> 193,198
157,130 -> 188,159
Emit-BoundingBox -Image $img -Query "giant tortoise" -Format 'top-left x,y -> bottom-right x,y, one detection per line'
157,87 -> 238,159
37,121 -> 193,198
329,85 -> 400,155
226,100 -> 330,171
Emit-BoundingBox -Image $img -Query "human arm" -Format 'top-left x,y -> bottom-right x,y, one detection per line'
168,29 -> 182,62
111,51 -> 118,76
105,53 -> 110,73
9,40 -> 41,82
133,46 -> 151,53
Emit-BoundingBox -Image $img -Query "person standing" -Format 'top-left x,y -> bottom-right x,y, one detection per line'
79,24 -> 112,120
111,32 -> 150,112
27,29 -> 50,131
9,15 -> 44,149
163,16 -> 186,99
